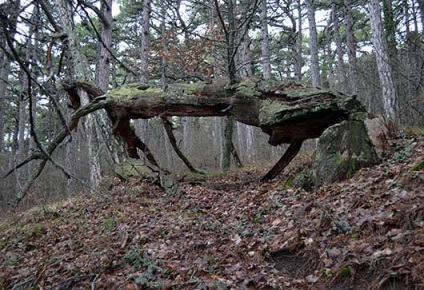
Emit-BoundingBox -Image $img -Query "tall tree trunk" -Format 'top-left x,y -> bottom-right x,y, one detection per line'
260,0 -> 272,79
368,0 -> 397,120
326,42 -> 335,89
332,0 -> 346,91
95,0 -> 113,91
306,0 -> 321,87
94,0 -> 125,165
0,1 -> 20,152
295,0 -> 303,81
0,51 -> 11,152
344,0 -> 358,95
140,0 -> 151,83
57,0 -> 101,192
417,0 -> 424,32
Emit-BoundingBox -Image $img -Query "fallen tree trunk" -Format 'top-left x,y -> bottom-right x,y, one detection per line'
6,77 -> 368,203
65,78 -> 366,181
105,78 -> 364,144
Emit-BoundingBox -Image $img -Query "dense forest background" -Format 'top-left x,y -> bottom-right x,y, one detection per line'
0,0 -> 423,209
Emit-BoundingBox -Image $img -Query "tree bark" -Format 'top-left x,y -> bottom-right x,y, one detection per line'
368,0 -> 397,120
260,0 -> 272,80
140,0 -> 151,83
344,0 -> 358,95
95,0 -> 113,91
0,52 -> 10,152
332,0 -> 346,91
261,141 -> 303,181
57,0 -> 102,192
418,0 -> 424,32
306,0 -> 321,87
0,1 -> 20,152
222,116 -> 234,172
295,0 -> 303,82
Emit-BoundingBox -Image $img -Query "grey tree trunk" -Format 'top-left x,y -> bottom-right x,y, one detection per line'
0,1 -> 20,152
295,0 -> 303,81
222,116 -> 234,172
95,0 -> 113,91
306,0 -> 321,87
15,6 -> 41,192
326,42 -> 335,89
260,0 -> 272,79
344,0 -> 358,95
418,0 -> 424,32
140,0 -> 152,83
332,0 -> 346,91
57,0 -> 102,192
0,51 -> 11,152
94,0 -> 125,166
368,0 -> 397,120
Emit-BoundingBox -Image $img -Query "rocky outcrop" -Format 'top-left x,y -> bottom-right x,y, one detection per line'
311,115 -> 384,186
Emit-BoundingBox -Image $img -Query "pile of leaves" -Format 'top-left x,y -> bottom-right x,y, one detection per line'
0,131 -> 423,289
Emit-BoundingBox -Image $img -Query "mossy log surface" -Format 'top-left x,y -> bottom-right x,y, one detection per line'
102,78 -> 366,146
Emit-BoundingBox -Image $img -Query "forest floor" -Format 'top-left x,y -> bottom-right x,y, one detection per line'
0,130 -> 423,290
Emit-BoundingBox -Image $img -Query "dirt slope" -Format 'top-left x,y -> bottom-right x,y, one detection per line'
1,132 -> 423,289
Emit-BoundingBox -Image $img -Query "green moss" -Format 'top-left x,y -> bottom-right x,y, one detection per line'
235,80 -> 261,97
108,83 -> 163,100
285,87 -> 324,99
170,82 -> 203,95
259,100 -> 292,125
339,267 -> 351,276
349,111 -> 369,121
410,160 -> 424,172
103,216 -> 116,230
312,121 -> 379,185
351,233 -> 360,239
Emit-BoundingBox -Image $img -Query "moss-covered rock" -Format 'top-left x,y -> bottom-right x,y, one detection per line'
312,120 -> 379,186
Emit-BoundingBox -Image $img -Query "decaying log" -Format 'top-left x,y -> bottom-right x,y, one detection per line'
6,77 -> 367,204
67,78 -> 366,181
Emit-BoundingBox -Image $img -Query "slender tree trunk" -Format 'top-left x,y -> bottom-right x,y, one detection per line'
140,0 -> 151,83
404,0 -> 411,35
326,42 -> 335,89
295,0 -> 303,81
15,5 -> 41,192
95,0 -> 113,91
344,0 -> 358,95
94,0 -> 125,165
383,0 -> 398,64
368,0 -> 397,120
332,0 -> 346,91
222,116 -> 234,172
417,0 -> 424,32
306,0 -> 321,87
0,1 -> 20,152
0,52 -> 10,152
260,0 -> 272,79
57,0 -> 101,192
